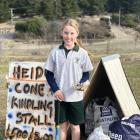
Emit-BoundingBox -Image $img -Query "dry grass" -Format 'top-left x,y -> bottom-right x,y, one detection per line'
0,38 -> 140,139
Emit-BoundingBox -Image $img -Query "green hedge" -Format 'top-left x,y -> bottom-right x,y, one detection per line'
15,22 -> 28,32
15,16 -> 47,37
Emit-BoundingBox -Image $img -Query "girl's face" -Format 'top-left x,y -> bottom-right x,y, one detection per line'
61,25 -> 78,48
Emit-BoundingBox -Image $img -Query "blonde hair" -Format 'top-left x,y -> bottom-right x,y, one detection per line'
61,18 -> 83,47
62,18 -> 79,33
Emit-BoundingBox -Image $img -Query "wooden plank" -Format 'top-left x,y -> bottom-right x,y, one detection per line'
102,55 -> 140,116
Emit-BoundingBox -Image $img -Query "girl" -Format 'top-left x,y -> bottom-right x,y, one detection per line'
45,19 -> 93,140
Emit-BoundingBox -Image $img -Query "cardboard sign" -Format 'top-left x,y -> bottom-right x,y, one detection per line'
5,62 -> 55,140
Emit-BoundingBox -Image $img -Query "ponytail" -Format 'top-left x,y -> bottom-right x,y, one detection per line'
76,39 -> 83,48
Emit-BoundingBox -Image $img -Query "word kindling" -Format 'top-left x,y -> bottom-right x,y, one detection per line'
13,65 -> 44,80
11,96 -> 53,112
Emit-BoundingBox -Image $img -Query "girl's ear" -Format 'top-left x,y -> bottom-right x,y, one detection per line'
59,31 -> 63,39
76,31 -> 79,38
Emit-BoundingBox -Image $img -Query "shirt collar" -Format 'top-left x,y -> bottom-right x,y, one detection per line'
59,42 -> 79,52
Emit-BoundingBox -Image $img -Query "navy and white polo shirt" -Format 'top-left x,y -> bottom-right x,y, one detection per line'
45,45 -> 93,102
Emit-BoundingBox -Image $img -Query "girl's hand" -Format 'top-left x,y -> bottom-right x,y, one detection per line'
54,90 -> 64,101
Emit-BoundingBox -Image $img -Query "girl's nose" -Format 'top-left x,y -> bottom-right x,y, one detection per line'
67,34 -> 71,38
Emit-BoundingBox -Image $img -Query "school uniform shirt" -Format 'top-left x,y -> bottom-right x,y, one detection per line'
44,44 -> 93,102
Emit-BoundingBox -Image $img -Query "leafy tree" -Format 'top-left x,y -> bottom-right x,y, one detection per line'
61,0 -> 80,17
8,0 -> 40,17
53,0 -> 62,18
0,0 -> 10,22
87,0 -> 107,15
25,0 -> 41,15
106,0 -> 140,14
106,0 -> 121,12
40,0 -> 55,19
78,0 -> 90,15
2,0 -> 140,24
120,0 -> 133,13
131,0 -> 140,17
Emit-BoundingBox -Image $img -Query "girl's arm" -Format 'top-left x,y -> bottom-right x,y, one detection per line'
45,69 -> 60,93
80,72 -> 89,83
45,69 -> 64,101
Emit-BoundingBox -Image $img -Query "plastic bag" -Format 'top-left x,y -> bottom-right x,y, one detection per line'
85,99 -> 95,136
109,114 -> 140,140
93,97 -> 120,134
87,126 -> 111,140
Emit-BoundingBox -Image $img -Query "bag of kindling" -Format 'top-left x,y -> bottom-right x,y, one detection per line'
85,99 -> 95,136
109,114 -> 140,140
87,126 -> 111,140
93,97 -> 120,134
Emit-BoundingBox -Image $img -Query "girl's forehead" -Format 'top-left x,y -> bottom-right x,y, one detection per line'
63,25 -> 77,32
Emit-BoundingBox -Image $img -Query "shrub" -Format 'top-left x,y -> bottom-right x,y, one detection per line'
26,18 -> 41,36
111,14 -> 137,28
121,15 -> 137,28
15,16 -> 47,37
15,22 -> 28,32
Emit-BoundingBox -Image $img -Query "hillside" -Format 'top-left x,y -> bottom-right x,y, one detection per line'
111,25 -> 138,40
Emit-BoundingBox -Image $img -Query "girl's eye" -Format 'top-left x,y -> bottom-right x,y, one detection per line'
64,32 -> 69,35
71,33 -> 74,35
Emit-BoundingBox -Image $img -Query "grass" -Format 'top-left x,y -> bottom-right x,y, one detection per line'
0,122 -> 5,140
123,62 -> 140,106
0,39 -> 140,139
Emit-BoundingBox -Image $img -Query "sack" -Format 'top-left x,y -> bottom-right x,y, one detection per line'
85,99 -> 95,136
87,126 -> 111,140
109,114 -> 140,140
93,97 -> 120,134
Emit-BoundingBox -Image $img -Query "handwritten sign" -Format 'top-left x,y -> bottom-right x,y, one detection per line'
5,62 -> 55,140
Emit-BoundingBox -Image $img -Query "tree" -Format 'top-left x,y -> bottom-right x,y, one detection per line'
131,0 -> 140,17
0,0 -> 10,22
106,0 -> 121,13
106,0 -> 138,14
120,0 -> 133,13
78,0 -> 90,15
40,0 -> 55,20
61,0 -> 80,18
87,0 -> 107,15
25,0 -> 41,15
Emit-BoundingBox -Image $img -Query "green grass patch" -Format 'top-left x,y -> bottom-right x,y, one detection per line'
123,62 -> 140,106
0,65 -> 8,73
0,122 -> 5,140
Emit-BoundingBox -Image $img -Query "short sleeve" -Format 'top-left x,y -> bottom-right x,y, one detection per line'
44,49 -> 55,72
82,51 -> 93,72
